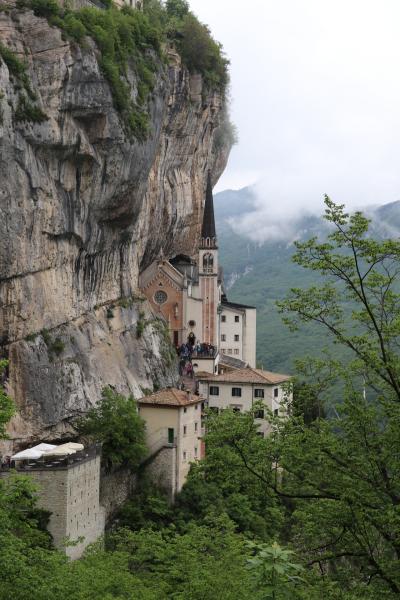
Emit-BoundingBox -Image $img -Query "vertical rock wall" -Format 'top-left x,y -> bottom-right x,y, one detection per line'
0,8 -> 231,446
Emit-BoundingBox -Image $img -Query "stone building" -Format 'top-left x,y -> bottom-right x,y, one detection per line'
2,444 -> 105,560
139,175 -> 257,373
197,367 -> 291,437
219,299 -> 257,367
138,388 -> 203,499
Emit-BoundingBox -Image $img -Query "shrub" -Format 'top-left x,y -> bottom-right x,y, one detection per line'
166,0 -> 189,20
15,95 -> 48,123
136,311 -> 146,338
30,0 -> 60,18
75,386 -> 147,471
63,13 -> 86,41
51,337 -> 65,356
0,360 -> 15,439
177,14 -> 229,91
0,43 -> 34,97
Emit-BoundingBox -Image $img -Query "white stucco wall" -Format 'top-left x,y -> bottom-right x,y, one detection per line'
200,380 -> 289,437
220,306 -> 244,360
243,308 -> 257,368
139,400 -> 202,494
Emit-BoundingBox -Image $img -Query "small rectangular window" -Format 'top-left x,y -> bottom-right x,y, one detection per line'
195,422 -> 198,432
194,446 -> 198,457
274,388 -> 279,398
254,409 -> 264,419
221,334 -> 226,341
183,425 -> 187,435
234,334 -> 240,342
235,315 -> 239,322
183,451 -> 187,460
274,408 -> 279,416
232,387 -> 242,397
254,389 -> 264,398
228,349 -> 232,354
232,406 -> 241,413
221,315 -> 226,322
234,349 -> 239,355
210,386 -> 219,396
184,407 -> 187,413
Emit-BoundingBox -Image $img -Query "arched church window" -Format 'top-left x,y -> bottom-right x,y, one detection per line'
154,290 -> 168,305
203,253 -> 213,274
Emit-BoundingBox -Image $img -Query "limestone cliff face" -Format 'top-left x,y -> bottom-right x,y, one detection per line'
0,8 -> 230,446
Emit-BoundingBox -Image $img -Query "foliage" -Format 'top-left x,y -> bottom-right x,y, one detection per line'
205,198 -> 400,597
15,95 -> 48,123
40,329 -> 65,359
0,42 -> 33,97
115,481 -> 173,531
166,0 -> 189,20
247,540 -> 304,600
175,13 -> 229,91
30,0 -> 59,17
75,386 -> 147,471
136,310 -> 146,338
175,408 -> 284,540
143,0 -> 229,92
0,360 -> 14,439
151,318 -> 177,367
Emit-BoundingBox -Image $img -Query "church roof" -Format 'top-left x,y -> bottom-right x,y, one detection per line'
219,355 -> 248,370
222,300 -> 256,311
196,367 -> 291,385
201,173 -> 217,240
138,388 -> 202,407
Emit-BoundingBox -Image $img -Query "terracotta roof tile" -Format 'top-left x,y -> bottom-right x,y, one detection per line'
197,367 -> 291,385
138,388 -> 203,407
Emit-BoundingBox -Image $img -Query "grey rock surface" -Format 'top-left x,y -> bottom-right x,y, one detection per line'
0,8 -> 231,446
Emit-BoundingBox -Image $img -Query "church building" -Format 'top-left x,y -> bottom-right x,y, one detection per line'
139,175 -> 256,372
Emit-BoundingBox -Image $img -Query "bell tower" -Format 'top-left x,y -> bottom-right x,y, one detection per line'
199,173 -> 219,346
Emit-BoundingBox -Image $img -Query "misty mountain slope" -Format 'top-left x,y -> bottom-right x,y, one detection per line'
215,187 -> 400,373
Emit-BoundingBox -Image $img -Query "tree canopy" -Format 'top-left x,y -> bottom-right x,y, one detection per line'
75,386 -> 147,471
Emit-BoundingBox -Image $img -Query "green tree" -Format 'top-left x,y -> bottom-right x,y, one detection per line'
247,541 -> 304,600
0,360 -> 15,439
194,199 -> 400,597
176,13 -> 229,91
76,386 -> 147,471
166,0 -> 189,19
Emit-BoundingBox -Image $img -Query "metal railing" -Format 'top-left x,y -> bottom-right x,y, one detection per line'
1,444 -> 102,472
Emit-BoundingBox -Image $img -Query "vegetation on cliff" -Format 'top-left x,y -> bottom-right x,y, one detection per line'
5,0 -> 229,138
76,386 -> 147,471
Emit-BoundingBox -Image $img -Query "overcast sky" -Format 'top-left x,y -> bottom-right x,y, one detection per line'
189,0 -> 400,215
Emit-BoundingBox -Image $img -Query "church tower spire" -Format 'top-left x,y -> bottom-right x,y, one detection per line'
198,172 -> 220,346
200,172 -> 217,249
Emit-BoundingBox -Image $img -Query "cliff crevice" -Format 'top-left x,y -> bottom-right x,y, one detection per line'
0,7 -> 231,445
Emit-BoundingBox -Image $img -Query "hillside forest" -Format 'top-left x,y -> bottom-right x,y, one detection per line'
1,198 -> 400,599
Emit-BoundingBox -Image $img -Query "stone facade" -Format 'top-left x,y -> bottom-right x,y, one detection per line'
145,446 -> 176,502
138,389 -> 203,498
198,368 -> 291,437
100,467 -> 137,522
1,447 -> 105,560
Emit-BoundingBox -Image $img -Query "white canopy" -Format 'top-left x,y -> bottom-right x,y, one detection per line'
11,443 -> 57,461
45,442 -> 84,457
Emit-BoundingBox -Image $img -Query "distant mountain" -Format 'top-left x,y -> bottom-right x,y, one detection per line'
214,186 -> 400,374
